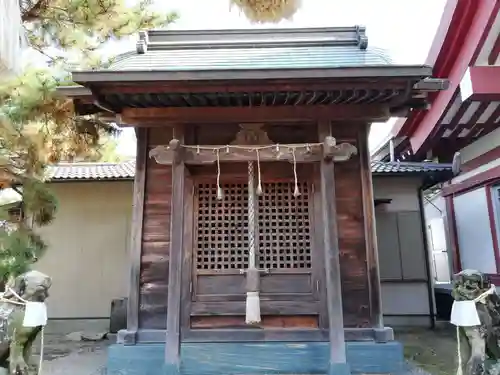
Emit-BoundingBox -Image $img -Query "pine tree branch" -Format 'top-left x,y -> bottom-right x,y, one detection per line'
21,0 -> 50,22
23,33 -> 59,64
1,0 -> 177,278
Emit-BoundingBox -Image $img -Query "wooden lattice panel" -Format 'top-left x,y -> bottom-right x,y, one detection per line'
194,181 -> 312,271
258,182 -> 312,270
195,183 -> 249,270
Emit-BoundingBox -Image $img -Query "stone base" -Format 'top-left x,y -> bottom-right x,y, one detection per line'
107,341 -> 404,375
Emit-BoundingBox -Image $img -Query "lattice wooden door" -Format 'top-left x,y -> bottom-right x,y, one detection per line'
189,179 -> 322,328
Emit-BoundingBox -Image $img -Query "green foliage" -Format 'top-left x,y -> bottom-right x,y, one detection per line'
0,227 -> 47,282
0,0 -> 177,280
22,180 -> 58,226
22,0 -> 179,68
89,135 -> 124,163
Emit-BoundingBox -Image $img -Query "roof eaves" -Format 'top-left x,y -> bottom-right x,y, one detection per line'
56,85 -> 93,98
72,65 -> 433,84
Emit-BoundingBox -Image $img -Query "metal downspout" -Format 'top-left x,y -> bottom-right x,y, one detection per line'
418,186 -> 437,329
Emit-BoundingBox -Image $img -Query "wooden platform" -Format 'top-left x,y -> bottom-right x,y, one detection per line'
106,341 -> 403,375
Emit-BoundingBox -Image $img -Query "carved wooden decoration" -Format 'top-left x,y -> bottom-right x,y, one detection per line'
149,124 -> 358,165
149,142 -> 357,164
231,123 -> 273,146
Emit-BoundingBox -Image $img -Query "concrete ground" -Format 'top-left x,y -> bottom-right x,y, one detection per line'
31,320 -> 112,375
27,320 -> 458,375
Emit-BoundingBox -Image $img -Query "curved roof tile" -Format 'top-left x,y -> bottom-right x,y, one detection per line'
45,160 -> 452,181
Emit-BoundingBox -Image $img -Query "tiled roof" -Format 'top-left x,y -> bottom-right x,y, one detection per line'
371,161 -> 453,174
46,160 -> 135,181
45,160 -> 452,181
109,46 -> 392,72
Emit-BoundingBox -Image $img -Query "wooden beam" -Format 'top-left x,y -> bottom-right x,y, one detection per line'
318,121 -> 350,375
118,127 -> 147,345
149,142 -> 358,165
134,326 -> 393,343
165,125 -> 186,374
97,79 -> 408,95
120,105 -> 391,125
488,33 -> 500,65
358,125 -> 384,330
445,101 -> 472,143
459,101 -> 490,145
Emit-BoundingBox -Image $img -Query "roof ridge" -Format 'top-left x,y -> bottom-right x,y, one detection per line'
49,159 -> 135,167
139,26 -> 368,53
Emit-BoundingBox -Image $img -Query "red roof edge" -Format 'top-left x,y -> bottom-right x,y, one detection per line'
409,0 -> 500,155
391,0 -> 470,138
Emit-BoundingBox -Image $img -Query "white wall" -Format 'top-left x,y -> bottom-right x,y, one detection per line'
442,115 -> 500,278
0,0 -> 23,77
453,125 -> 500,183
373,176 -> 432,326
424,194 -> 446,221
424,194 -> 452,283
36,181 -> 133,319
373,177 -> 420,212
453,187 -> 497,274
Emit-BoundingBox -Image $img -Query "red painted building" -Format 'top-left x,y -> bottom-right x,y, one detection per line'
373,0 -> 500,283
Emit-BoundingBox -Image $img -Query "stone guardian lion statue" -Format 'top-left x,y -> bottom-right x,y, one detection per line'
452,270 -> 500,375
0,270 -> 51,375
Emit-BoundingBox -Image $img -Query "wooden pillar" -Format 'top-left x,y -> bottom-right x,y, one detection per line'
358,126 -> 384,331
165,126 -> 186,375
318,121 -> 351,375
118,127 -> 147,345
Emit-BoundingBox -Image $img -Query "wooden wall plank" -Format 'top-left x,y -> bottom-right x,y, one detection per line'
122,127 -> 147,344
191,315 -> 319,329
334,144 -> 370,327
358,125 -> 383,328
139,127 -> 173,329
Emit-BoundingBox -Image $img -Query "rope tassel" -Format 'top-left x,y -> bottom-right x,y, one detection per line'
216,149 -> 224,200
255,149 -> 263,196
245,161 -> 261,324
292,148 -> 300,197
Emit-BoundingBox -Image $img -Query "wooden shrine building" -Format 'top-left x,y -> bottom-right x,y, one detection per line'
67,27 -> 448,375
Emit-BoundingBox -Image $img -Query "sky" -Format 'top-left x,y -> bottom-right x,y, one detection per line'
113,0 -> 448,158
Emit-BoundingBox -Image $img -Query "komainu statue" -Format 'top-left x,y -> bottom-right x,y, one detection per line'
0,270 -> 51,375
452,270 -> 500,375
